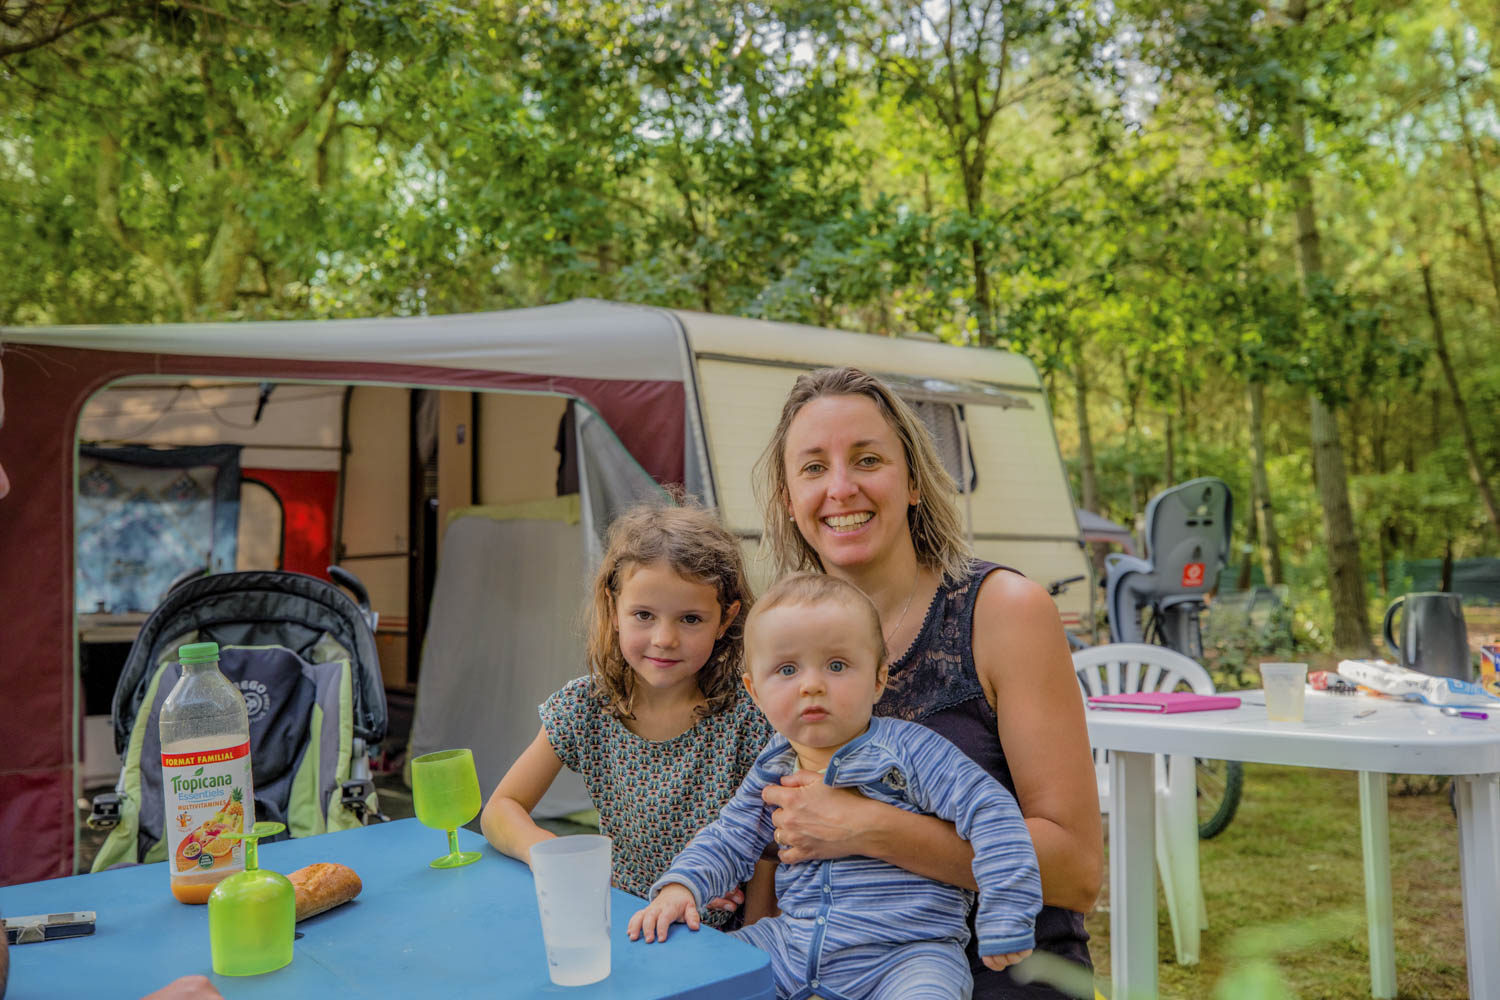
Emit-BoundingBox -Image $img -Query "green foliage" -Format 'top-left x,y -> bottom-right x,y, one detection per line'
3,0 -> 1499,648
1202,589 -> 1302,689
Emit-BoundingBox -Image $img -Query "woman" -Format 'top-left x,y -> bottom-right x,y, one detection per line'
753,367 -> 1101,999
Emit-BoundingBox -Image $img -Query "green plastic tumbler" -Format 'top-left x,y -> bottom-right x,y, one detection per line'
208,821 -> 294,976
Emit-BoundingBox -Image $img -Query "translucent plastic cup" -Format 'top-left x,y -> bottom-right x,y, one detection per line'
530,835 -> 612,986
1260,662 -> 1309,722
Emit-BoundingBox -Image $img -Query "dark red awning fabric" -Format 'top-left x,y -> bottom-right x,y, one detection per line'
0,344 -> 684,886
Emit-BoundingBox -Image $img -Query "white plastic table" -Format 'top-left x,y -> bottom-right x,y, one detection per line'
1086,689 -> 1500,1000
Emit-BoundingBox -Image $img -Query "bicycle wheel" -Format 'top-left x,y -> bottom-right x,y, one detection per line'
1196,758 -> 1243,839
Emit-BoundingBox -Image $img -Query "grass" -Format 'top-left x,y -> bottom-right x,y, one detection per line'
1085,763 -> 1469,999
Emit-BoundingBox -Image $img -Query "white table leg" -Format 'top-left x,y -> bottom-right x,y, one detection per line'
1357,771 -> 1395,999
1110,749 -> 1156,1000
1455,773 -> 1500,1000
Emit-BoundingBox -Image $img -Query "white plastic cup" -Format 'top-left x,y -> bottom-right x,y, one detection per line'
530,834 -> 612,986
1260,662 -> 1309,722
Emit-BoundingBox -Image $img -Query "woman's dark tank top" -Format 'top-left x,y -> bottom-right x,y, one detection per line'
875,560 -> 1093,1000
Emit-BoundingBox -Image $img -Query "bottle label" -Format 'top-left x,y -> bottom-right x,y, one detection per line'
162,741 -> 253,877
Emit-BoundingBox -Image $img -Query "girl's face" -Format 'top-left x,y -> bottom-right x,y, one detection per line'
614,560 -> 739,700
782,394 -> 919,574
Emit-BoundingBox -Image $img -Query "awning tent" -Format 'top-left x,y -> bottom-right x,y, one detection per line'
0,300 -> 706,885
1,298 -> 1096,885
1077,507 -> 1136,555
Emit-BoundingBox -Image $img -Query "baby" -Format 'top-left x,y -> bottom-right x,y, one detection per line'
629,573 -> 1041,1000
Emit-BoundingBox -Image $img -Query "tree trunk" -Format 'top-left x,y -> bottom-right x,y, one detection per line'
1377,524 -> 1389,597
1075,357 -> 1099,514
1310,395 -> 1372,653
1164,410 -> 1176,486
970,236 -> 994,346
1372,397 -> 1389,473
1453,64 -> 1500,313
1420,254 -> 1500,542
1283,25 -> 1372,652
202,206 -> 257,313
1441,537 -> 1455,593
1248,380 -> 1285,585
1346,398 -> 1363,475
1237,472 -> 1258,591
961,154 -> 995,345
1073,356 -> 1107,573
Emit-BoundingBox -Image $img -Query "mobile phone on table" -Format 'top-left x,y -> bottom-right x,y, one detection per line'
3,911 -> 96,944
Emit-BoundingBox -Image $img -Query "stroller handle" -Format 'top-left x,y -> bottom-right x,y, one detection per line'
328,566 -> 374,622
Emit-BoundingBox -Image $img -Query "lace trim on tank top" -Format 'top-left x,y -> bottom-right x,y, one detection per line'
877,562 -> 1001,723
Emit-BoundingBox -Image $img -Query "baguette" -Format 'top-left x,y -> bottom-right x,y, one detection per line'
287,862 -> 362,921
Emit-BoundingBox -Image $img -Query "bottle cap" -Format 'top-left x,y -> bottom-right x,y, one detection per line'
209,822 -> 294,977
179,642 -> 221,664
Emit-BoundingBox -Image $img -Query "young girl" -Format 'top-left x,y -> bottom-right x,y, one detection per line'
480,502 -> 777,926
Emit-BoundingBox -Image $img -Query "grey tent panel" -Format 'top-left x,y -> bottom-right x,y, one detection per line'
407,499 -> 593,818
1077,508 -> 1135,553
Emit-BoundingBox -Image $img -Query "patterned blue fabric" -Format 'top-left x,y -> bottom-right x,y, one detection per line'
75,445 -> 241,614
652,716 -> 1041,1000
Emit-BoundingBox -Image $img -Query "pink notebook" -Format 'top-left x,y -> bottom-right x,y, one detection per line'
1086,692 -> 1241,714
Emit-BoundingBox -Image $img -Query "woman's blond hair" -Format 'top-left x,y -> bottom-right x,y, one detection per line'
753,366 -> 971,583
585,502 -> 753,720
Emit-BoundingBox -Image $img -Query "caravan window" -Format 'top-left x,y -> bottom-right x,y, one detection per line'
903,399 -> 977,494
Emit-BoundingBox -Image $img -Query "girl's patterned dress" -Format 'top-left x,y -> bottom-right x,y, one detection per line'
541,676 -> 774,926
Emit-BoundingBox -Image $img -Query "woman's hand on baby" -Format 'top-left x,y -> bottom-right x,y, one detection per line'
628,884 -> 700,943
761,770 -> 869,864
980,949 -> 1033,972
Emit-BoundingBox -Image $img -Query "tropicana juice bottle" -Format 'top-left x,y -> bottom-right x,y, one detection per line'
159,641 -> 256,904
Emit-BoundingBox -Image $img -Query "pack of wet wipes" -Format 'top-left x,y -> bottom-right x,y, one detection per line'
1336,659 -> 1500,709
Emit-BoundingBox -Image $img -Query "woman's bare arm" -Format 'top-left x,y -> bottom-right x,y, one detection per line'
973,571 -> 1103,912
479,726 -> 565,864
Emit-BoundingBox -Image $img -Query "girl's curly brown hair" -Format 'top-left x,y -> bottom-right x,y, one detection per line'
585,502 -> 753,721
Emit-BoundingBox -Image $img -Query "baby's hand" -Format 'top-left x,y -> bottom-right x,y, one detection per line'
627,883 -> 700,943
981,948 -> 1033,971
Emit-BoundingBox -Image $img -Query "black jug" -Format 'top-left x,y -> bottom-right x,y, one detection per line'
1382,592 -> 1471,681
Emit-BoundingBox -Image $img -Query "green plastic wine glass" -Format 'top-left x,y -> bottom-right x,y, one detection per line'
411,748 -> 482,868
209,822 -> 294,976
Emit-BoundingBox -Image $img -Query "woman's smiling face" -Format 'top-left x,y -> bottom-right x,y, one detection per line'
782,393 -> 918,574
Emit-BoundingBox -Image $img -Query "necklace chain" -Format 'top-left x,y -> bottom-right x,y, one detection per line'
883,566 -> 921,648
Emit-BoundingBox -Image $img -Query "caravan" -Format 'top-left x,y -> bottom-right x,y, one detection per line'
0,300 -> 1089,884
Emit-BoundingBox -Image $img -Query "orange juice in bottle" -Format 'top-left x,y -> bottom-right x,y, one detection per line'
159,641 -> 255,904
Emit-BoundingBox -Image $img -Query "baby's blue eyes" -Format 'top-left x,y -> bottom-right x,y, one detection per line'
774,661 -> 849,676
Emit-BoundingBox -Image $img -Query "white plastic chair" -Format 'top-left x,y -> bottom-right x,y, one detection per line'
1073,642 -> 1212,966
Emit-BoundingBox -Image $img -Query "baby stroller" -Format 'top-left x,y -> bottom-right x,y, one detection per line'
88,568 -> 389,871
